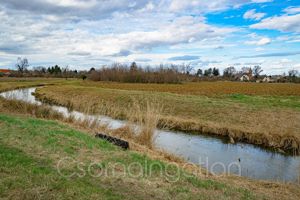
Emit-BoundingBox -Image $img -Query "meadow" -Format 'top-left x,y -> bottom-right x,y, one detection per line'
1,78 -> 300,199
33,80 -> 300,154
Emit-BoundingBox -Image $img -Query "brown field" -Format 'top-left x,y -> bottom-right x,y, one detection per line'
85,81 -> 300,96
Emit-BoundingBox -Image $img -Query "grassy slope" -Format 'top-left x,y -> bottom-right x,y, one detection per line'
34,81 -> 300,149
0,114 -> 260,200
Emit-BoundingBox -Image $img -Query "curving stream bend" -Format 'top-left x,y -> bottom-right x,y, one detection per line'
1,87 -> 300,184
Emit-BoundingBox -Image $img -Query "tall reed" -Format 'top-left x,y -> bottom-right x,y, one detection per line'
127,99 -> 163,149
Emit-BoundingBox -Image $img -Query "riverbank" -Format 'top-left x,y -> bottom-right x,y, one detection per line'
0,110 -> 299,199
33,80 -> 300,154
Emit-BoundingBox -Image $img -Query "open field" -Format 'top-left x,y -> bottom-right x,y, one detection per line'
87,81 -> 300,97
31,79 -> 300,154
0,77 -> 66,92
1,78 -> 300,199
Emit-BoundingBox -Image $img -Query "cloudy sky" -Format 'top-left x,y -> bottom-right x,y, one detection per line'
0,0 -> 299,74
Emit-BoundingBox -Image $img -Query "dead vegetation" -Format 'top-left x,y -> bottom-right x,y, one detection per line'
0,97 -> 64,120
33,84 -> 300,154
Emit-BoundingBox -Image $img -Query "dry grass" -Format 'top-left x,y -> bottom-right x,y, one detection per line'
127,100 -> 163,148
96,100 -> 163,149
34,83 -> 300,154
0,97 -> 64,120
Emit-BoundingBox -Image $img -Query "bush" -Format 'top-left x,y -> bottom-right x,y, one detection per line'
89,63 -> 192,84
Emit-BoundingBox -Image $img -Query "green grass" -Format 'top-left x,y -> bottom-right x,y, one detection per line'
0,113 -> 262,199
226,94 -> 300,109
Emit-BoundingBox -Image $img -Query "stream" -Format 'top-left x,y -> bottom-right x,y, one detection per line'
1,87 -> 300,184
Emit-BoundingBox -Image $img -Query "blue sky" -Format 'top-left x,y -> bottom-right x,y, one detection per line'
0,0 -> 299,74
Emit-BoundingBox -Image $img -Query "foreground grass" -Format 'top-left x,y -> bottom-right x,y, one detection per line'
0,113 -> 265,200
34,81 -> 300,154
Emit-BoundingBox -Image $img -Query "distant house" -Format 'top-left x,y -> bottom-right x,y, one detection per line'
272,75 -> 283,81
240,74 -> 250,82
0,69 -> 11,76
262,76 -> 275,83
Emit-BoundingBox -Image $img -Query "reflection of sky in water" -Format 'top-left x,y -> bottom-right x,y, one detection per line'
155,131 -> 300,183
1,88 -> 300,184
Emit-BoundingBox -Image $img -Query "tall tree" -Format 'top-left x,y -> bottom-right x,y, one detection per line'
212,67 -> 220,76
15,57 -> 29,73
130,62 -> 138,72
253,66 -> 263,78
196,68 -> 203,77
223,66 -> 236,77
288,69 -> 299,77
204,68 -> 212,76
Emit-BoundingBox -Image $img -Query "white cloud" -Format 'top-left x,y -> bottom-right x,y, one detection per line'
243,9 -> 266,20
245,34 -> 271,46
284,6 -> 300,14
276,35 -> 300,43
0,8 -> 235,65
0,0 -> 298,75
45,0 -> 98,8
251,14 -> 300,33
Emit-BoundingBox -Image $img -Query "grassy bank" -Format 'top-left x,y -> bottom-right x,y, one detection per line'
0,113 -> 256,199
33,80 -> 300,154
1,113 -> 300,199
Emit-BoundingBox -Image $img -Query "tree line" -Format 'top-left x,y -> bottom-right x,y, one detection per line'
3,57 -> 299,83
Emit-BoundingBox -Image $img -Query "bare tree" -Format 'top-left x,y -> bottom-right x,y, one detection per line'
186,64 -> 194,75
223,66 -> 236,77
241,67 -> 251,74
15,57 -> 29,73
288,69 -> 299,77
253,66 -> 263,78
62,65 -> 70,80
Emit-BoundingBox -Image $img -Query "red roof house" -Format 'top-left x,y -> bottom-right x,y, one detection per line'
0,69 -> 11,75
